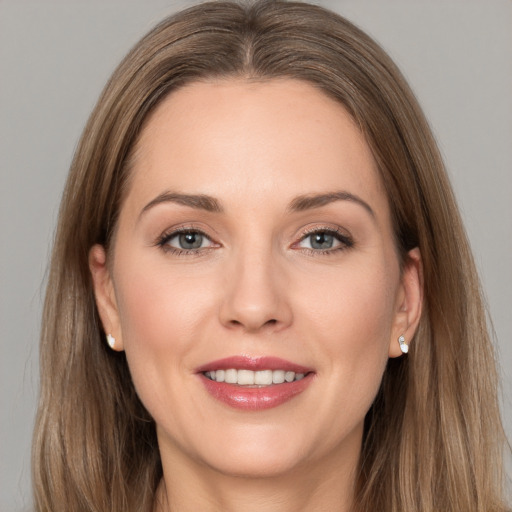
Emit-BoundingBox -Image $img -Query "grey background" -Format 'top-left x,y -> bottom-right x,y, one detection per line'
1,1 -> 511,510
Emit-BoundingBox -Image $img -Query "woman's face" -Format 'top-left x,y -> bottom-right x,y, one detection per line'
91,79 -> 421,479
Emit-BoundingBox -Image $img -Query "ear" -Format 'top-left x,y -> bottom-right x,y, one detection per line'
388,247 -> 423,358
89,244 -> 124,351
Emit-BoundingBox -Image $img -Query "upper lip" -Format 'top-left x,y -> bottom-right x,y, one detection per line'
195,355 -> 313,374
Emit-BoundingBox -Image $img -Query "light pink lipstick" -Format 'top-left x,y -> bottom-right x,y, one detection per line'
196,356 -> 315,411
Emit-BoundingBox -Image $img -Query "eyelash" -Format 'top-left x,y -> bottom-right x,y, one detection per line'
156,227 -> 216,257
295,227 -> 354,255
155,226 -> 354,256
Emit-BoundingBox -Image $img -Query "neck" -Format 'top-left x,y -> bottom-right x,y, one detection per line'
154,426 -> 362,512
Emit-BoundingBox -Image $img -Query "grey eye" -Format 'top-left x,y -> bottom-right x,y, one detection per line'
309,232 -> 335,249
165,231 -> 212,250
296,229 -> 352,252
178,232 -> 204,249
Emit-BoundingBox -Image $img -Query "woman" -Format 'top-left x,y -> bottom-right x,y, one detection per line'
32,1 -> 509,511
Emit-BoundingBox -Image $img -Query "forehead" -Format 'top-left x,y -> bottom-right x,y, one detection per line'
125,78 -> 388,218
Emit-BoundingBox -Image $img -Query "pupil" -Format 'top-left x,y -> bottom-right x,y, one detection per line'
311,232 -> 333,249
179,232 -> 202,249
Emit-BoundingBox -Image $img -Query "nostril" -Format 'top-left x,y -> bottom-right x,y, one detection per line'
227,317 -> 278,331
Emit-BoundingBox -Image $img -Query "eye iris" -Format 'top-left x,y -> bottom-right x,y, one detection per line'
310,232 -> 334,249
179,232 -> 203,249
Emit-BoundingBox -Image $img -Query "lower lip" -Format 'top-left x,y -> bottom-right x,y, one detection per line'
199,373 -> 314,410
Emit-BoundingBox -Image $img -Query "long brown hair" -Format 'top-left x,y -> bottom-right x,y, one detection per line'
33,1 -> 508,510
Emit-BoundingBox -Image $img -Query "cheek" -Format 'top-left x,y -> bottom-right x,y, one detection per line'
112,257 -> 220,410
297,257 -> 398,349
115,260 -> 212,350
294,259 -> 398,420
112,257 -> 221,432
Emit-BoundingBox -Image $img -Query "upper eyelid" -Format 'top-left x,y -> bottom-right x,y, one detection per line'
299,226 -> 345,236
155,224 -> 352,248
156,226 -> 215,247
158,225 -> 214,239
293,226 -> 354,249
166,226 -> 210,236
295,225 -> 352,241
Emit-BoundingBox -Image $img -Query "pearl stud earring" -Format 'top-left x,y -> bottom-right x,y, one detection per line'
398,335 -> 409,354
106,333 -> 116,350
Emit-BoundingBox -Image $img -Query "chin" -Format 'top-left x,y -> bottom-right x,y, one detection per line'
182,424 -> 315,479
204,448 -> 306,480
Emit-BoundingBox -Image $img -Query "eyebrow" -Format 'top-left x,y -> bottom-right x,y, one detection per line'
140,192 -> 224,218
139,189 -> 374,219
288,191 -> 375,218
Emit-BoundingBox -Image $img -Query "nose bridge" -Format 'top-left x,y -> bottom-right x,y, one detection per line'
219,235 -> 291,332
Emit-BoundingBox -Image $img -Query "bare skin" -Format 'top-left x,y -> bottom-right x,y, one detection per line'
90,78 -> 422,512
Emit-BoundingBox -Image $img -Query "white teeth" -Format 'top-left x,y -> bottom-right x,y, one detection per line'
254,370 -> 273,385
205,369 -> 307,386
237,369 -> 255,385
272,370 -> 285,384
225,369 -> 237,384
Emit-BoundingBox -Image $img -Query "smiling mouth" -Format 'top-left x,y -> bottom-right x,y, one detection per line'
203,369 -> 307,386
198,357 -> 314,410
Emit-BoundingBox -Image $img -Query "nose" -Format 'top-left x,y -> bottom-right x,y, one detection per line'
219,245 -> 293,333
